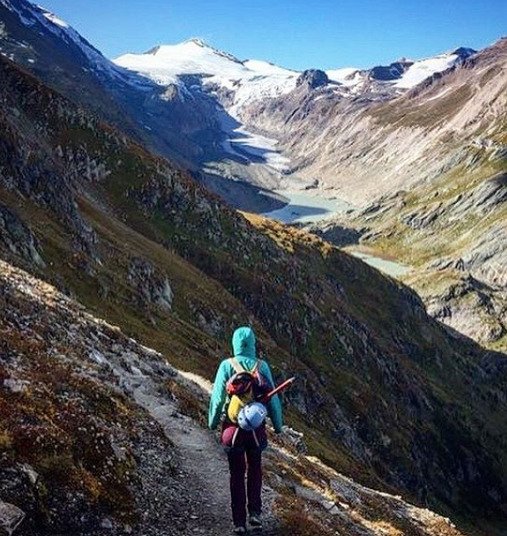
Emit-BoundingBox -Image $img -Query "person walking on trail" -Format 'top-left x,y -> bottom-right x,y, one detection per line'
208,326 -> 284,534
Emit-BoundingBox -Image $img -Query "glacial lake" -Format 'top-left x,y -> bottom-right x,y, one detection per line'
262,191 -> 352,224
262,191 -> 411,279
347,250 -> 411,278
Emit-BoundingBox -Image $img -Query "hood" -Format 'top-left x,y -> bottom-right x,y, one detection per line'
232,326 -> 256,359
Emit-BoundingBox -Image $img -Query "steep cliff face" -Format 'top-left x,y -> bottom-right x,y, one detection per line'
350,165 -> 507,350
1,55 -> 507,530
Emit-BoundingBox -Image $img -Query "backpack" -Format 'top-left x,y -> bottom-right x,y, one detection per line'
226,358 -> 270,426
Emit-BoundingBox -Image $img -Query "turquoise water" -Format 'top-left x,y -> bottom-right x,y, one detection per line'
262,191 -> 410,278
262,191 -> 353,224
348,250 -> 411,278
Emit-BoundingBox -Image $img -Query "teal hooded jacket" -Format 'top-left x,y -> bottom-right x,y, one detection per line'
208,326 -> 284,433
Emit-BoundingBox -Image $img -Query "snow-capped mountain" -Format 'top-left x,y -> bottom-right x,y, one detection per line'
0,0 -> 129,82
115,39 -> 475,111
0,0 -> 480,209
113,38 -> 476,197
0,0 -> 230,170
115,39 -> 299,116
326,47 -> 475,92
393,48 -> 476,88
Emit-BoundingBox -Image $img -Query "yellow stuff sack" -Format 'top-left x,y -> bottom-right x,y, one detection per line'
227,391 -> 254,423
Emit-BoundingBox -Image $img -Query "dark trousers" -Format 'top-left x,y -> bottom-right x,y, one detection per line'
227,447 -> 262,527
221,423 -> 267,527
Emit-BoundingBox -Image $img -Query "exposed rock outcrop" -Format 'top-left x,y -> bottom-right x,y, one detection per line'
127,257 -> 174,311
369,59 -> 413,81
0,501 -> 25,536
424,273 -> 506,344
303,220 -> 363,247
0,205 -> 44,268
296,69 -> 329,89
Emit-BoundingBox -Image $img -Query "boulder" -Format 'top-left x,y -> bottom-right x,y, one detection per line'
0,501 -> 25,536
2,379 -> 30,394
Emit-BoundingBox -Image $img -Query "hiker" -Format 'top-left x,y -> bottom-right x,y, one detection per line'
208,326 -> 283,534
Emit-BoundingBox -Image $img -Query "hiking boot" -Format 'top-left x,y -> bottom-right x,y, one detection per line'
233,526 -> 247,534
249,514 -> 262,530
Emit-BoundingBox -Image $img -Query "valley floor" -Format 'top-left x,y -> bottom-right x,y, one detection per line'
259,191 -> 411,283
260,190 -> 411,278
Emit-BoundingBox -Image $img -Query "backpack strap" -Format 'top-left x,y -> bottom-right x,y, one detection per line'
229,357 -> 245,374
251,359 -> 263,374
229,357 -> 263,374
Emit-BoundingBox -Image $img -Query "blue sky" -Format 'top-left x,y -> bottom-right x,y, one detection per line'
39,0 -> 506,69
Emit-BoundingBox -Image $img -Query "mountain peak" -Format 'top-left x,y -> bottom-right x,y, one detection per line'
184,38 -> 244,64
296,69 -> 329,89
145,40 -> 212,56
185,37 -> 211,48
143,38 -> 243,66
451,46 -> 477,58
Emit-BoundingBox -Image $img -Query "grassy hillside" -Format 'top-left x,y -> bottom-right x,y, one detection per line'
1,256 -> 474,536
1,55 -> 507,530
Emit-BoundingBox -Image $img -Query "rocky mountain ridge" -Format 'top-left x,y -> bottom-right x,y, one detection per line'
114,35 -> 476,198
0,0 -> 477,207
2,50 -> 507,533
300,39 -> 507,351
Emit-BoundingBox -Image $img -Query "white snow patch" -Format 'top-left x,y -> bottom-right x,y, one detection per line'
313,94 -> 329,102
326,67 -> 360,86
218,113 -> 290,174
394,53 -> 459,89
243,59 -> 295,76
41,10 -> 69,28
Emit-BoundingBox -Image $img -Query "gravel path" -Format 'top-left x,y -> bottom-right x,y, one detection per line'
134,388 -> 233,535
131,377 -> 281,535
